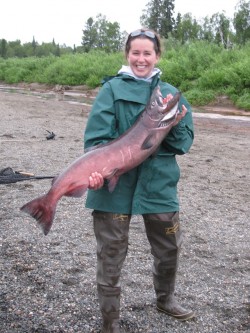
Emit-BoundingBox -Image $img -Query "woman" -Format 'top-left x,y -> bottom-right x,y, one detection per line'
84,29 -> 195,333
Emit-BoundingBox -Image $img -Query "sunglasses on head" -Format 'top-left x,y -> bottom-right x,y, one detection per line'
129,29 -> 156,39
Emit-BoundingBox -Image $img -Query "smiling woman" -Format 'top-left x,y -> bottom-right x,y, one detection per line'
124,29 -> 161,78
83,27 -> 195,332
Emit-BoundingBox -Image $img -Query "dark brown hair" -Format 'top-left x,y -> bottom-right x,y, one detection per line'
125,28 -> 161,56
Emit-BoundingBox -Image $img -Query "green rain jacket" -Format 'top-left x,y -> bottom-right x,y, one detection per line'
84,72 -> 194,214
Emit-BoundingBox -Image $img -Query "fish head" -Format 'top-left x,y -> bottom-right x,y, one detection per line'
146,86 -> 181,128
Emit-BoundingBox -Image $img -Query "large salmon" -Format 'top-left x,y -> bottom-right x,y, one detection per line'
20,86 -> 181,235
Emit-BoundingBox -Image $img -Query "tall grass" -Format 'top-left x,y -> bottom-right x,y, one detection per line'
0,41 -> 249,110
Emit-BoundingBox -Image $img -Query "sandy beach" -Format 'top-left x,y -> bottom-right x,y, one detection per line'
0,85 -> 249,332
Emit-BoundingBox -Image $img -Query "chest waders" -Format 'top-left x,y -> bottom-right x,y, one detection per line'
92,211 -> 195,333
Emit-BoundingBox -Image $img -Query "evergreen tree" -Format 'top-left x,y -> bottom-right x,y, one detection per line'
172,12 -> 182,40
0,39 -> 7,58
82,17 -> 98,52
140,0 -> 175,38
31,36 -> 37,55
161,0 -> 175,37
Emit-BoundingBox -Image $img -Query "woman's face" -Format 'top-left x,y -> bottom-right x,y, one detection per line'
126,37 -> 160,78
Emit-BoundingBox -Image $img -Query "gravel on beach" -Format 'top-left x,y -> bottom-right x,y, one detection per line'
0,87 -> 249,332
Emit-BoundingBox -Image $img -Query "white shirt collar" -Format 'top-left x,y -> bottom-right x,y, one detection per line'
118,65 -> 161,82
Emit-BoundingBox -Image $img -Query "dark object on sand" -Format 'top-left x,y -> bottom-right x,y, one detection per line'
0,167 -> 54,184
46,130 -> 56,140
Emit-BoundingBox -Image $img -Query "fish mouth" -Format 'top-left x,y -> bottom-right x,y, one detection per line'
147,88 -> 180,126
158,97 -> 179,128
158,107 -> 179,127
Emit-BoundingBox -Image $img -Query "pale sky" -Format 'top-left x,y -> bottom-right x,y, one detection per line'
1,0 -> 239,47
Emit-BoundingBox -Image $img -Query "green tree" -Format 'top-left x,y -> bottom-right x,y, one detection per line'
140,0 -> 175,38
173,13 -> 182,40
173,13 -> 201,43
31,36 -> 37,55
233,0 -> 250,45
200,16 -> 214,42
140,0 -> 162,32
210,12 -> 231,48
55,44 -> 61,57
7,40 -> 26,57
37,42 -> 56,57
101,21 -> 123,52
161,0 -> 175,37
82,14 -> 123,53
82,17 -> 98,52
0,39 -> 7,58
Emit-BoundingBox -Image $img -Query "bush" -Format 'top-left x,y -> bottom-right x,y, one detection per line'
235,91 -> 250,110
0,42 -> 249,110
184,89 -> 216,106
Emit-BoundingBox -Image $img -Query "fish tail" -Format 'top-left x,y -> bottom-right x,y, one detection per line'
20,195 -> 56,235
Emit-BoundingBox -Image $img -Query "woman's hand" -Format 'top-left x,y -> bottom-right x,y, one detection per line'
172,104 -> 187,126
88,172 -> 104,190
163,94 -> 187,127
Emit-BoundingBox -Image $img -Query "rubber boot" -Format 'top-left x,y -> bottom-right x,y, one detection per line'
93,211 -> 131,333
143,212 -> 195,321
154,265 -> 195,321
97,284 -> 121,333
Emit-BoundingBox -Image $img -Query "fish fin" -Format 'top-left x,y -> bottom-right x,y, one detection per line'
106,168 -> 119,192
106,168 -> 119,179
108,175 -> 120,192
64,185 -> 88,198
141,134 -> 155,150
20,195 -> 55,235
